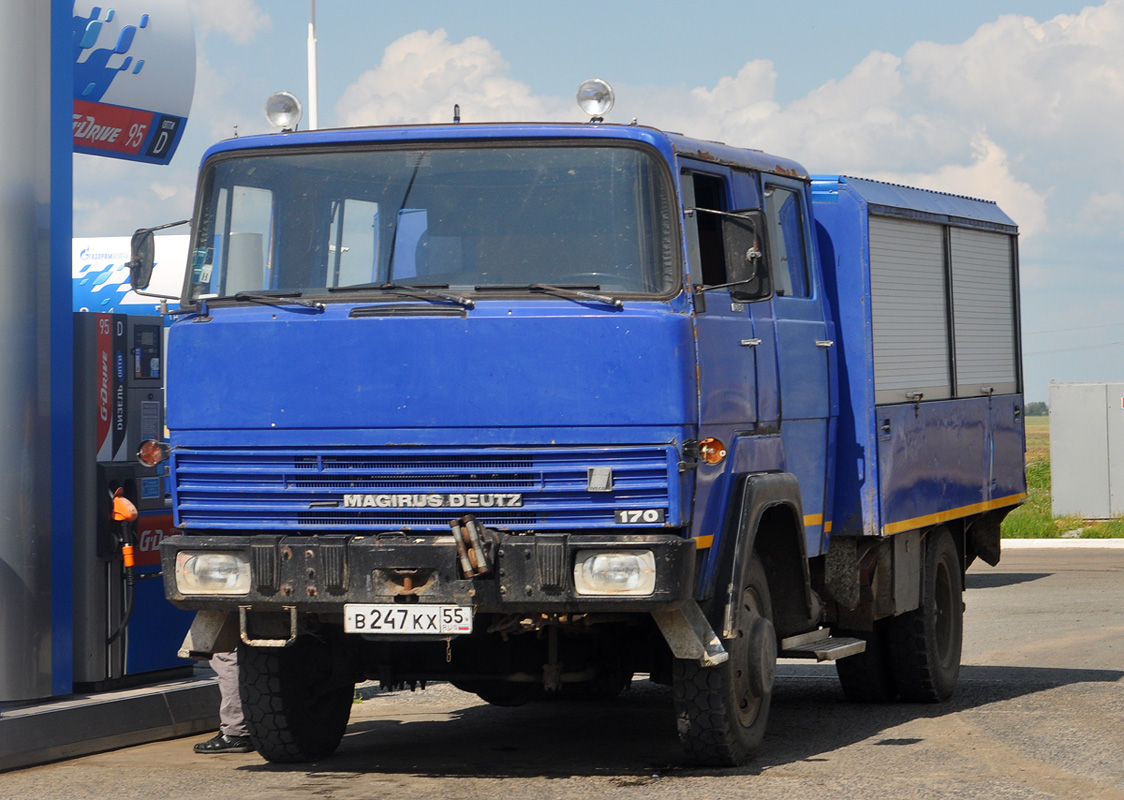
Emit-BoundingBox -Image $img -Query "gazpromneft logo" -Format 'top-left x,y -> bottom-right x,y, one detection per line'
343,493 -> 524,509
79,246 -> 128,261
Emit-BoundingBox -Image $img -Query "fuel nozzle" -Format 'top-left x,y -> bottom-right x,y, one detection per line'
107,487 -> 140,646
111,486 -> 139,523
111,487 -> 138,568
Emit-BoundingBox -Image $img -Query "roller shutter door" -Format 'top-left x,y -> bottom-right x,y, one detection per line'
951,228 -> 1017,396
869,216 -> 951,404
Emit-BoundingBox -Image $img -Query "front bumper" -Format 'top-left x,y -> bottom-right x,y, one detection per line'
161,531 -> 698,614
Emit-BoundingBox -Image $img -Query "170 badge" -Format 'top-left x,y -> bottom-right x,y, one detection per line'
614,509 -> 666,524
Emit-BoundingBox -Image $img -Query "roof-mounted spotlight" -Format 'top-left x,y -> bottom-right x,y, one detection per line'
577,78 -> 614,123
265,91 -> 303,132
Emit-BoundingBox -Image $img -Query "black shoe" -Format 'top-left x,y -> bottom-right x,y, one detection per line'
194,733 -> 255,754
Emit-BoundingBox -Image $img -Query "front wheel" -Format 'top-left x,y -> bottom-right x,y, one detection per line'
887,527 -> 964,702
672,555 -> 775,766
240,636 -> 356,763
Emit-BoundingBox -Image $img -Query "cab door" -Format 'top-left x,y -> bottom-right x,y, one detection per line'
764,177 -> 835,557
683,164 -> 782,558
682,166 -> 762,430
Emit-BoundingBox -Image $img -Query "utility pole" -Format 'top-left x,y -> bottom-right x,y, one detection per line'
308,0 -> 319,130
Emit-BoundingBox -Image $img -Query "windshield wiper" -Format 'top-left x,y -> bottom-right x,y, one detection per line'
328,282 -> 475,309
233,291 -> 325,312
475,284 -> 623,310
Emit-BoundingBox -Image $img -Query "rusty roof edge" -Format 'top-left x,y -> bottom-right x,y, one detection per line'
666,133 -> 810,180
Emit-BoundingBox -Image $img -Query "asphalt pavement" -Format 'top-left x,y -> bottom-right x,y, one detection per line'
2,542 -> 1121,800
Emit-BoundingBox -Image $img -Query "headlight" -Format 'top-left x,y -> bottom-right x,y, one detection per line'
175,551 -> 251,595
574,550 -> 656,596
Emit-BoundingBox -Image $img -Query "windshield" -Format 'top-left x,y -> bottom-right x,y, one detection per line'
187,142 -> 678,302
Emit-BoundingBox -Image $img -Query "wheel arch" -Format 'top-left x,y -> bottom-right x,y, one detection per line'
703,472 -> 818,640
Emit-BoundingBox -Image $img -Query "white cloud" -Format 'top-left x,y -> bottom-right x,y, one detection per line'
687,59 -> 780,124
1079,190 -> 1124,230
336,30 -> 566,126
150,182 -> 185,202
745,52 -> 969,174
76,7 -> 1117,271
630,51 -> 973,177
903,2 -> 1124,149
187,0 -> 271,44
865,133 -> 1049,239
323,24 -> 1060,239
73,155 -> 197,236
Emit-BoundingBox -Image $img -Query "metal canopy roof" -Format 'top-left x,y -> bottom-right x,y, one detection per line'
812,174 -> 1018,233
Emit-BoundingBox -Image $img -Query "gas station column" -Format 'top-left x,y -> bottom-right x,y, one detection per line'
0,0 -> 194,702
0,0 -> 72,701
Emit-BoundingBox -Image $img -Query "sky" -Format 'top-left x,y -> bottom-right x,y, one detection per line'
73,0 -> 1124,403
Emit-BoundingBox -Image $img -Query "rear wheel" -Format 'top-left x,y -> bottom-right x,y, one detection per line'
240,636 -> 355,763
887,527 -> 963,702
672,555 -> 775,766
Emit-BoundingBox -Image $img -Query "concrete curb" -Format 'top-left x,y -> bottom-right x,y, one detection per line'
1001,538 -> 1124,548
0,675 -> 219,773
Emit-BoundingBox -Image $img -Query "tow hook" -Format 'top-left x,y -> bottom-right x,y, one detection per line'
450,514 -> 491,577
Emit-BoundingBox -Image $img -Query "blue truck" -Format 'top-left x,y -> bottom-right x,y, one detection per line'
130,94 -> 1025,766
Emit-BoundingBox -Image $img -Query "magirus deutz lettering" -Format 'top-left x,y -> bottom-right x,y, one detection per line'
342,493 -> 523,509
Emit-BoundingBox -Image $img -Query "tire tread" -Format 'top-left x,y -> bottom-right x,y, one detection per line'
240,640 -> 354,764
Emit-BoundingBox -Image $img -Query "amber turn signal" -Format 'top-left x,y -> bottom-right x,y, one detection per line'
698,437 -> 727,465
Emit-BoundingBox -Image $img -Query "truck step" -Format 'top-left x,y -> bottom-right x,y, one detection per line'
780,629 -> 867,662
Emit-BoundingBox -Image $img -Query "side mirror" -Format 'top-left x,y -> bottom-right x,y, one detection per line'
127,228 -> 156,291
722,216 -> 771,302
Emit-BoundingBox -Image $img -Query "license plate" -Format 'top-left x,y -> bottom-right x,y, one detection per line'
343,604 -> 473,635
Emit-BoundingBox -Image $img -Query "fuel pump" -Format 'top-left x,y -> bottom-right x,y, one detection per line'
72,312 -> 193,688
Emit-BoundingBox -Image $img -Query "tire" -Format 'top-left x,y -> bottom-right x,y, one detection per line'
887,527 -> 964,702
835,619 -> 898,703
240,637 -> 356,763
672,555 -> 775,766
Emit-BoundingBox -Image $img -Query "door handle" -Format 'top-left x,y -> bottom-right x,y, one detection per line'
740,338 -> 762,347
815,340 -> 834,348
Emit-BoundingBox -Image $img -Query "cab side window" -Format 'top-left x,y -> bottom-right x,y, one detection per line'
682,171 -> 729,286
765,185 -> 810,298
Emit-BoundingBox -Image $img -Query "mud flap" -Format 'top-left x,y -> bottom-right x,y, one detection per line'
652,601 -> 729,667
177,609 -> 239,660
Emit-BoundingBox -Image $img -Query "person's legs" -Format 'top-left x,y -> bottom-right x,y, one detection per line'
194,650 -> 254,754
212,651 -> 249,737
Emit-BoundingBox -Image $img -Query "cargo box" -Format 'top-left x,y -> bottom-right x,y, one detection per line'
812,176 -> 1026,537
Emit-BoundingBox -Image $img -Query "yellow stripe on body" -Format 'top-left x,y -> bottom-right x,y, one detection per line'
882,493 -> 1027,536
694,518 -> 832,551
803,514 -> 832,533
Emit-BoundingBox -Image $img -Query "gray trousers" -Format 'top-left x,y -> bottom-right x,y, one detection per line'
211,651 -> 249,737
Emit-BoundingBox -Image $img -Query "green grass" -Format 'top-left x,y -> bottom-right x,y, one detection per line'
1000,415 -> 1124,538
